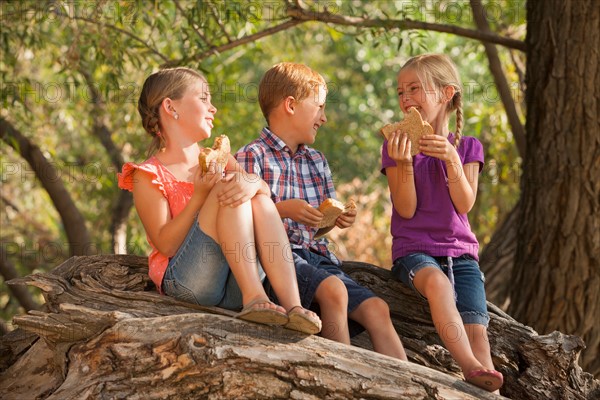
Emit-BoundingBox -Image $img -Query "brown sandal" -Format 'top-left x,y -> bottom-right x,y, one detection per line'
236,298 -> 288,326
284,306 -> 322,334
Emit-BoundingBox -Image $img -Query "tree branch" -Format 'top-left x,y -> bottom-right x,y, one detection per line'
173,0 -> 215,54
206,1 -> 233,43
163,19 -> 304,67
69,16 -> 170,63
0,246 -> 40,312
286,4 -> 526,52
470,0 -> 527,157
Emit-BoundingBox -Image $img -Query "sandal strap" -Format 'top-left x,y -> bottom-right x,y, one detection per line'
243,297 -> 274,310
287,305 -> 304,314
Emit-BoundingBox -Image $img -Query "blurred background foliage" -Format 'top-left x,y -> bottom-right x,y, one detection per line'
1,0 -> 525,327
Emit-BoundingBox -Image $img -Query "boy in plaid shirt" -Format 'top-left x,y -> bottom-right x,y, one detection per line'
236,62 -> 406,360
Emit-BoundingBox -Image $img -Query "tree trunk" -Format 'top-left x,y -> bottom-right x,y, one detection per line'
479,202 -> 519,309
509,0 -> 600,377
1,255 -> 598,399
0,118 -> 93,257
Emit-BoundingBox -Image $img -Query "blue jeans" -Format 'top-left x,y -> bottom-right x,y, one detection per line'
392,253 -> 490,326
162,220 -> 265,311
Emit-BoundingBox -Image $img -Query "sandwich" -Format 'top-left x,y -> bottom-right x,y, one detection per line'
380,107 -> 433,156
199,135 -> 231,174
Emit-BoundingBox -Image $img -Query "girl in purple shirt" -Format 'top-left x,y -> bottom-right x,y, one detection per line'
381,54 -> 503,393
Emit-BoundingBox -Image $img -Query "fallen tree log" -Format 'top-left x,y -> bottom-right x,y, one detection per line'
0,255 -> 598,399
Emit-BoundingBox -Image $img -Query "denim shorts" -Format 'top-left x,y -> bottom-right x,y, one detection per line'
392,253 -> 489,326
265,248 -> 375,337
162,220 -> 265,311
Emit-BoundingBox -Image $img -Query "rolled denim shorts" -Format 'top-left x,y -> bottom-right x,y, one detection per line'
265,248 -> 375,337
392,253 -> 490,327
162,220 -> 265,311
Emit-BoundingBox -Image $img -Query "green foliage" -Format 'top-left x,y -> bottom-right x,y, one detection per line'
0,0 -> 525,324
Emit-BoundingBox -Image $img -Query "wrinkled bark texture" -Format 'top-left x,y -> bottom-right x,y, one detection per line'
509,0 -> 600,377
1,255 -> 598,399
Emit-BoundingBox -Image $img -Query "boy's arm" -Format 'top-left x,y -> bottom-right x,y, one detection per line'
322,155 -> 356,229
276,199 -> 323,227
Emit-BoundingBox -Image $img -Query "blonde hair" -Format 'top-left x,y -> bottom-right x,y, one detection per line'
258,62 -> 327,123
138,67 -> 206,156
399,54 -> 464,148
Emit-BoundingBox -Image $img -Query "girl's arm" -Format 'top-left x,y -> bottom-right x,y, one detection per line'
446,161 -> 479,214
386,132 -> 417,219
133,166 -> 218,257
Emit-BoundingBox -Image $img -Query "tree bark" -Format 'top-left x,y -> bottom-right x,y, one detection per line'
479,202 -> 519,309
0,118 -> 93,257
510,0 -> 600,378
1,255 -> 598,399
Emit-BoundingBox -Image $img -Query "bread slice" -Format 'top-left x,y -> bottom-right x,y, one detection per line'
316,198 -> 357,229
317,198 -> 345,229
380,107 -> 433,156
199,135 -> 231,174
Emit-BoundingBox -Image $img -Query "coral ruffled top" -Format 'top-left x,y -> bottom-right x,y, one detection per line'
118,157 -> 193,292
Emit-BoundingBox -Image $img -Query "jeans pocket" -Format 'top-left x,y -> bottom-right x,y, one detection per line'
162,278 -> 197,304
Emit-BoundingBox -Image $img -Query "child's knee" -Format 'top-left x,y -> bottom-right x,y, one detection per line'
416,268 -> 452,297
316,276 -> 348,309
351,297 -> 392,328
364,297 -> 391,318
250,193 -> 276,213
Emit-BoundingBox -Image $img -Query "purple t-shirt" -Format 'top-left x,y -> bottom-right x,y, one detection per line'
380,133 -> 484,262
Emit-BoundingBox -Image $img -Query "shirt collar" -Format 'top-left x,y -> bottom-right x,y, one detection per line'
261,127 -> 307,155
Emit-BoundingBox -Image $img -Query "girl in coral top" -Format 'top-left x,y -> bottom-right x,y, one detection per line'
118,67 -> 320,334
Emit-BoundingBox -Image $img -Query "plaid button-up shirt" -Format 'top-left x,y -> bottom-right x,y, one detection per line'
235,127 -> 340,265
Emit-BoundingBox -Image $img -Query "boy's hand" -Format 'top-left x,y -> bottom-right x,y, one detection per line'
335,208 -> 357,229
280,199 -> 323,227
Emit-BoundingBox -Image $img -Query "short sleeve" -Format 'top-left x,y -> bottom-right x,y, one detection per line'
380,140 -> 396,175
117,161 -> 168,197
459,136 -> 484,173
235,145 -> 262,176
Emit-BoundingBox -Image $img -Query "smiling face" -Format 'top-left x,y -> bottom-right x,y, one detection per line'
293,84 -> 328,145
397,67 -> 452,131
170,78 -> 217,141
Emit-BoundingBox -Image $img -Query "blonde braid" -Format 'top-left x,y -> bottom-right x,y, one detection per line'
453,91 -> 463,149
